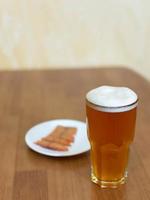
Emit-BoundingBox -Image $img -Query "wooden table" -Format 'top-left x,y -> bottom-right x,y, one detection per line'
0,67 -> 150,200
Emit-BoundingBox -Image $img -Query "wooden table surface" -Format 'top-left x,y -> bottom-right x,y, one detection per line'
0,67 -> 150,200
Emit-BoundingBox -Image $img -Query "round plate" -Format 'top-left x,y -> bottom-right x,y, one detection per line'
25,119 -> 90,157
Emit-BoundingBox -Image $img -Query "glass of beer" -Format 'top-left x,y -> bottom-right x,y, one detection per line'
86,86 -> 138,188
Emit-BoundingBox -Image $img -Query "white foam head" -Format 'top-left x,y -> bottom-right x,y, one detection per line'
86,86 -> 138,112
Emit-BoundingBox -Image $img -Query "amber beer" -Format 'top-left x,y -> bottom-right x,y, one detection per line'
86,86 -> 138,188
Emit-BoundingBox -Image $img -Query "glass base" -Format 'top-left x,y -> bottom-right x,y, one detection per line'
91,171 -> 128,188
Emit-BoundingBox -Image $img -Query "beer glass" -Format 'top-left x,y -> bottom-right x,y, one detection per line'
86,86 -> 138,188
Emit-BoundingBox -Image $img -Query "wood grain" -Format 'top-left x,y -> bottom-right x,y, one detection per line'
12,171 -> 48,200
0,67 -> 149,200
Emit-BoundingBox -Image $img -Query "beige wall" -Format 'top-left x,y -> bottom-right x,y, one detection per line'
0,0 -> 150,80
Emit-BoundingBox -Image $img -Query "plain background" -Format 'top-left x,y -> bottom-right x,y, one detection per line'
0,0 -> 149,80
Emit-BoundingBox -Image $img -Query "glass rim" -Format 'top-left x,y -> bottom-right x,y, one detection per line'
86,98 -> 138,112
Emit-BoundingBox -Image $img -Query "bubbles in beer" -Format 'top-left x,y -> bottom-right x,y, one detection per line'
86,86 -> 138,112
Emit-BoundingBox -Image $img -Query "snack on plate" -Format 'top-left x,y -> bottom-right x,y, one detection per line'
35,125 -> 77,151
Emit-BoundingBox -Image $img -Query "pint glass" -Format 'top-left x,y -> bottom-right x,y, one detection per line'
86,86 -> 138,188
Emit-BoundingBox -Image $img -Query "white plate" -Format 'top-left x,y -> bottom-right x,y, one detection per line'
25,119 -> 90,157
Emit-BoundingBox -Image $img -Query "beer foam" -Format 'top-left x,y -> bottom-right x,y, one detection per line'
86,86 -> 138,112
